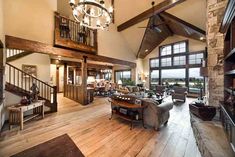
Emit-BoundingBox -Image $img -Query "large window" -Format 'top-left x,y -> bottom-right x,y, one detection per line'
115,70 -> 131,84
173,56 -> 186,66
161,57 -> 172,67
189,68 -> 204,94
160,45 -> 172,56
150,59 -> 159,68
150,70 -> 159,89
173,42 -> 186,54
149,40 -> 205,93
162,69 -> 186,87
189,53 -> 204,64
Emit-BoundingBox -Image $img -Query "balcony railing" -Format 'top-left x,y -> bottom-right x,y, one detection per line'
54,12 -> 97,54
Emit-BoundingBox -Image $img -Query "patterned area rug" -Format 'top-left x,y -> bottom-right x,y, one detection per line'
11,134 -> 85,157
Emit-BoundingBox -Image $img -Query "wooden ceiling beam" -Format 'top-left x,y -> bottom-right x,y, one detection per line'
5,35 -> 136,68
117,0 -> 186,32
51,59 -> 113,70
160,12 -> 206,35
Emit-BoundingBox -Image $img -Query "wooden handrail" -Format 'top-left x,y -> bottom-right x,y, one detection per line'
6,62 -> 58,112
6,63 -> 54,88
54,12 -> 97,53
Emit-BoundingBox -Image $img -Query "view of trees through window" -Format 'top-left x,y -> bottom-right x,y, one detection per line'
115,70 -> 131,85
149,40 -> 205,94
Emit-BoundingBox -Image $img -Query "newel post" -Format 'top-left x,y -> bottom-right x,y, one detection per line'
53,86 -> 58,112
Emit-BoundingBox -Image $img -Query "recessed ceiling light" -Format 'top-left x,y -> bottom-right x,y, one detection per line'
145,49 -> 149,52
200,37 -> 204,40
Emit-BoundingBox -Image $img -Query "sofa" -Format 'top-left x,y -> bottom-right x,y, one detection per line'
171,86 -> 187,102
110,94 -> 173,130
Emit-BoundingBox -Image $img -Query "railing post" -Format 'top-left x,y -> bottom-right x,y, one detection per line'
52,86 -> 57,112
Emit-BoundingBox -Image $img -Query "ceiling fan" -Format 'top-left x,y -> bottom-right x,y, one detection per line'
138,1 -> 165,32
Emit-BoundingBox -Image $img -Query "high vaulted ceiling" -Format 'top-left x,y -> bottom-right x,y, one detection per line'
58,0 -> 206,59
115,0 -> 206,58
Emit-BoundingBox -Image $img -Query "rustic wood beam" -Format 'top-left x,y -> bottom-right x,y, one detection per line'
160,12 -> 206,35
5,35 -> 136,68
117,0 -> 185,32
51,59 -> 113,70
81,56 -> 88,105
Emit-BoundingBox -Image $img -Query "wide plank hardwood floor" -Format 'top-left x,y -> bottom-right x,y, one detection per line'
0,94 -> 201,157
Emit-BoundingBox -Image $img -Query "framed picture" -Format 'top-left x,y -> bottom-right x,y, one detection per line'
22,64 -> 37,77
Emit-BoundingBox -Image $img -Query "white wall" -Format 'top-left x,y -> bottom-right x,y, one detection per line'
143,35 -> 206,88
4,0 -> 57,44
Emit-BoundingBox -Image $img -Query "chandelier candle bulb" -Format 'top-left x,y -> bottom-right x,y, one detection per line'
69,0 -> 113,30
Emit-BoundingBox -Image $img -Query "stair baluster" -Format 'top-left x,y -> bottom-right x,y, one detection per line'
5,63 -> 57,112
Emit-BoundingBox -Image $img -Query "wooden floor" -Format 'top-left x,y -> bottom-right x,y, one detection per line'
0,94 -> 201,157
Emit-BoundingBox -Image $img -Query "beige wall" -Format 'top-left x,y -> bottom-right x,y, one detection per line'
50,64 -> 64,92
8,53 -> 51,83
98,24 -> 136,62
4,0 -> 57,44
0,0 -> 4,43
143,35 -> 206,88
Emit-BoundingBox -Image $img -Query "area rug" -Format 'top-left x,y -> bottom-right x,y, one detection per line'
11,134 -> 85,157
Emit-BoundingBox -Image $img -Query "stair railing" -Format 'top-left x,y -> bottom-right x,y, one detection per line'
5,63 -> 57,112
6,49 -> 24,58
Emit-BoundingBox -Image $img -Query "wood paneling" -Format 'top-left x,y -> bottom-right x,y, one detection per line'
117,0 -> 186,32
160,12 -> 206,40
5,35 -> 136,68
137,12 -> 206,58
137,15 -> 172,58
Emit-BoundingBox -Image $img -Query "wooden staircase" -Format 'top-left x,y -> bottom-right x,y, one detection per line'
6,49 -> 32,62
5,63 -> 57,112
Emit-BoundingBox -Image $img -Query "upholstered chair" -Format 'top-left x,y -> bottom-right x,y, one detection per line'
171,86 -> 187,102
141,98 -> 173,130
155,85 -> 166,96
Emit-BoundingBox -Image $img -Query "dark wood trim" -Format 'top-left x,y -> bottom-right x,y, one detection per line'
50,59 -> 113,70
0,40 -> 3,48
63,63 -> 68,97
220,0 -> 235,33
117,0 -> 185,32
54,12 -> 97,54
56,66 -> 60,93
160,12 -> 206,35
5,35 -> 136,68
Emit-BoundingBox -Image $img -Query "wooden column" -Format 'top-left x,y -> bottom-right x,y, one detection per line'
63,63 -> 67,97
81,56 -> 88,105
0,41 -> 3,100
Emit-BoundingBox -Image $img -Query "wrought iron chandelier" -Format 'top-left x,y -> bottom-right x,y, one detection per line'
69,0 -> 113,30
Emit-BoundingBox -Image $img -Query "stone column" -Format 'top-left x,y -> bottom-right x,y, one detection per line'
206,0 -> 228,106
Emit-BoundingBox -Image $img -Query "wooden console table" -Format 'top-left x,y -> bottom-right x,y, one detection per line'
108,99 -> 147,130
8,100 -> 45,130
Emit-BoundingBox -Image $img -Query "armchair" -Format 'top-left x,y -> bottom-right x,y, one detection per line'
155,85 -> 166,96
141,98 -> 173,130
171,87 -> 187,102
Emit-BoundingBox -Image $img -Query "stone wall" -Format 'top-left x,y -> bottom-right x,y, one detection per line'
206,0 -> 228,106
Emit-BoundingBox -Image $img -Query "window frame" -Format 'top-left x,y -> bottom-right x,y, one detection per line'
114,69 -> 132,83
149,40 -> 206,94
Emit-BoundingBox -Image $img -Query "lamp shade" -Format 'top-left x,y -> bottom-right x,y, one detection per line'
118,80 -> 122,85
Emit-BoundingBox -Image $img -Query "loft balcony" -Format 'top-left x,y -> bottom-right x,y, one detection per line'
54,12 -> 97,54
